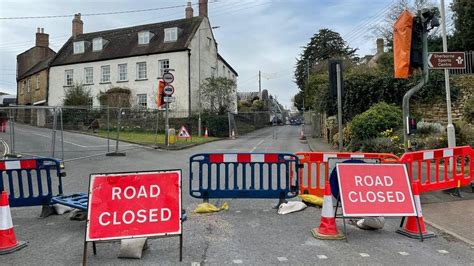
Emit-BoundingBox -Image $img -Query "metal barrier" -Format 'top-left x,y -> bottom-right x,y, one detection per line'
399,146 -> 473,193
294,152 -> 400,197
189,153 -> 299,204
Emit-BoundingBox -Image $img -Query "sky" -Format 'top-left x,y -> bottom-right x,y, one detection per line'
0,0 -> 451,108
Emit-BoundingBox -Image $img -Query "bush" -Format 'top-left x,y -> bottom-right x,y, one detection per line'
350,102 -> 402,141
463,96 -> 474,123
63,83 -> 91,106
357,137 -> 404,156
454,121 -> 474,146
416,121 -> 444,135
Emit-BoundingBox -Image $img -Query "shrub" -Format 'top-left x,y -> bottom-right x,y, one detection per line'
350,102 -> 402,141
63,83 -> 91,106
463,96 -> 474,123
357,137 -> 404,156
416,121 -> 444,135
454,121 -> 474,146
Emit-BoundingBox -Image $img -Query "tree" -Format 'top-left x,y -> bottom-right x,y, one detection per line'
63,83 -> 92,106
200,76 -> 236,114
451,0 -> 474,51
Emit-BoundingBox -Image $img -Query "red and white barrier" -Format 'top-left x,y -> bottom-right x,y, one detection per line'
0,191 -> 27,254
0,160 -> 37,170
209,153 -> 279,163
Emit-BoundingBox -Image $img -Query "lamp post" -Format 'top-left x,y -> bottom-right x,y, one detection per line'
198,26 -> 220,137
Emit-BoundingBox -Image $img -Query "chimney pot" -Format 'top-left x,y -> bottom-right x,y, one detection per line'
199,0 -> 208,17
35,27 -> 49,47
37,27 -> 40,33
72,13 -> 84,37
185,1 -> 194,19
376,38 -> 384,54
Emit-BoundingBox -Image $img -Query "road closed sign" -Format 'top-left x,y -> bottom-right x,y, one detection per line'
336,164 -> 416,217
86,170 -> 181,241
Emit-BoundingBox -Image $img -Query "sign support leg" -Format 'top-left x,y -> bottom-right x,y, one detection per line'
93,242 -> 97,255
82,241 -> 88,266
179,234 -> 183,262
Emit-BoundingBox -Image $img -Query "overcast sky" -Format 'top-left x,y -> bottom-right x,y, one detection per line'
0,0 -> 449,108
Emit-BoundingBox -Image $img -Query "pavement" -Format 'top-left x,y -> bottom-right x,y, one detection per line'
2,124 -> 474,264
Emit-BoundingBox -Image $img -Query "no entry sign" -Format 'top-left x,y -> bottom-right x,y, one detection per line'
336,164 -> 416,217
86,170 -> 181,241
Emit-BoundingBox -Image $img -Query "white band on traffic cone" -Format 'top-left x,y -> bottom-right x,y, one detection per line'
0,205 -> 13,230
321,195 -> 333,218
414,195 -> 422,217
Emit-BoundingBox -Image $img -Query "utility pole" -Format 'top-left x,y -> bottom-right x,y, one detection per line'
258,70 -> 261,98
440,0 -> 456,148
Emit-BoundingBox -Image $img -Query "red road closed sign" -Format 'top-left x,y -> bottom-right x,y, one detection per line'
86,170 -> 181,241
336,164 -> 416,217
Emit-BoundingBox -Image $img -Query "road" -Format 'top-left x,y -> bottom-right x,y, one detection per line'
4,125 -> 474,265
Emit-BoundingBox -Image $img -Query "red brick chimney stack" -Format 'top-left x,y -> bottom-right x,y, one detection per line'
199,0 -> 208,17
35,27 -> 49,47
72,13 -> 83,37
376,38 -> 384,54
186,2 -> 194,19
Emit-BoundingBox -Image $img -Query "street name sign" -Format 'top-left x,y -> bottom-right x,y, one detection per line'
336,163 -> 416,217
86,170 -> 182,241
162,72 -> 174,83
428,52 -> 466,69
164,85 -> 175,96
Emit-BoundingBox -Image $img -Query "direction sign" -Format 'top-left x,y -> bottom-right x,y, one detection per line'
164,85 -> 175,96
428,52 -> 466,69
162,72 -> 174,83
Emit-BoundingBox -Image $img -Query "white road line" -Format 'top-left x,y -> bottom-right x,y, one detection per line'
235,210 -> 241,213
360,253 -> 370,257
277,257 -> 288,262
317,255 -> 328,259
233,259 -> 243,264
191,262 -> 201,266
437,250 -> 449,254
250,139 -> 265,153
398,252 -> 410,256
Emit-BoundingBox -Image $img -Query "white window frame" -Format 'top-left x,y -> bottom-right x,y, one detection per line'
84,67 -> 93,84
138,31 -> 150,45
92,37 -> 103,51
27,78 -> 31,93
137,94 -> 147,109
158,59 -> 170,78
73,41 -> 84,54
36,74 -> 40,90
100,65 -> 110,83
118,63 -> 128,81
65,69 -> 74,86
164,27 -> 178,42
88,97 -> 94,107
136,62 -> 147,80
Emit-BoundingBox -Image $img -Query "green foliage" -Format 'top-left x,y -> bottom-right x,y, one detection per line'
454,121 -> 474,146
201,112 -> 229,138
451,0 -> 474,51
463,96 -> 474,124
63,83 -> 92,106
416,121 -> 444,135
201,77 -> 236,114
350,102 -> 402,141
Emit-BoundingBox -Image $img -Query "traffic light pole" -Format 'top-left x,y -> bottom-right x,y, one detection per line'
402,19 -> 429,152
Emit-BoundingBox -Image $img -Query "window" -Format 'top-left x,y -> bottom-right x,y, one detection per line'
93,37 -> 103,51
88,97 -> 94,107
137,94 -> 147,108
207,37 -> 212,47
136,62 -> 147,80
159,59 -> 169,77
73,41 -> 84,54
118,64 -> 128,81
101,65 -> 110,83
36,75 -> 40,90
27,79 -> 31,93
65,70 -> 74,86
84,67 -> 93,84
21,81 -> 25,95
138,31 -> 150,45
164,27 -> 178,42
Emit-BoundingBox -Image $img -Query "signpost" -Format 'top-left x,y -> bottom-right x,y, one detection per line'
163,85 -> 175,96
162,72 -> 175,83
162,70 -> 175,146
428,52 -> 466,69
83,170 -> 182,264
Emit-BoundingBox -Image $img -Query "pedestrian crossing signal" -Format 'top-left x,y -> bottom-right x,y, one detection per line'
177,126 -> 191,139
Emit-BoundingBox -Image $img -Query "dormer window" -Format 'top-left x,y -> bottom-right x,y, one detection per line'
93,37 -> 103,51
164,27 -> 178,42
73,41 -> 84,54
138,31 -> 150,45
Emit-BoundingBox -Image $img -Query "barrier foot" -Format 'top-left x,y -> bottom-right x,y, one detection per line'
396,228 -> 436,239
4,153 -> 22,159
0,240 -> 27,255
106,152 -> 126,157
272,198 -> 287,209
442,188 -> 462,198
40,205 -> 56,218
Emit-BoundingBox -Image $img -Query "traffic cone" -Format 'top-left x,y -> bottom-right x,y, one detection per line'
231,129 -> 236,140
311,184 -> 345,240
396,182 -> 435,239
204,128 -> 208,138
0,191 -> 27,255
299,128 -> 306,140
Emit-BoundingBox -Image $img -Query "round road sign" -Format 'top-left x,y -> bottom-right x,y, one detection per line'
162,72 -> 174,83
163,85 -> 175,96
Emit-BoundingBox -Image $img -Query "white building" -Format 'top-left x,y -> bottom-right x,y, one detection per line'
48,0 -> 237,116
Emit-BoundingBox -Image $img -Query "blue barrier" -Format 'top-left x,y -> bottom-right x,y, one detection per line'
189,153 -> 300,204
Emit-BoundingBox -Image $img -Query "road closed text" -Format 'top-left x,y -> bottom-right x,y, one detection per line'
348,175 -> 406,203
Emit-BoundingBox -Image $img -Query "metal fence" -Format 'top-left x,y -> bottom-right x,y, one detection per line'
450,51 -> 474,75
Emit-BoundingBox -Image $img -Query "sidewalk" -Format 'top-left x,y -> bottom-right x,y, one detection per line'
303,125 -> 336,152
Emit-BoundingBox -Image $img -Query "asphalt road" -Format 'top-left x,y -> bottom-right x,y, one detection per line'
4,125 -> 474,265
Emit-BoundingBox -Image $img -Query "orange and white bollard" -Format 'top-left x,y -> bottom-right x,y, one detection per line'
311,184 -> 345,240
299,128 -> 306,140
396,182 -> 435,239
0,191 -> 27,255
204,128 -> 208,138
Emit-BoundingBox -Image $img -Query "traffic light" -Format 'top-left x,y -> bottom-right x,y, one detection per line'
410,16 -> 424,69
157,80 -> 165,108
328,60 -> 343,97
408,117 -> 417,135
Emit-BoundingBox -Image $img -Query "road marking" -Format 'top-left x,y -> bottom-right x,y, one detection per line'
235,210 -> 241,213
359,253 -> 370,257
250,139 -> 265,153
398,251 -> 409,256
437,250 -> 449,254
191,262 -> 200,266
233,259 -> 243,264
317,255 -> 328,259
277,257 -> 288,262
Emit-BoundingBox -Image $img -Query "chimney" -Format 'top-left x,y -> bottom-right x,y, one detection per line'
72,13 -> 83,37
35,27 -> 49,47
376,38 -> 384,54
185,2 -> 194,19
199,0 -> 208,17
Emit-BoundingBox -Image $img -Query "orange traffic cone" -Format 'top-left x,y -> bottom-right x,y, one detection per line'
396,182 -> 435,239
299,128 -> 306,140
0,191 -> 27,255
311,184 -> 345,240
204,128 -> 208,138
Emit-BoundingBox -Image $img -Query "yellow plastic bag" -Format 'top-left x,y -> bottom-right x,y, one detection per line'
194,202 -> 229,213
299,194 -> 323,207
